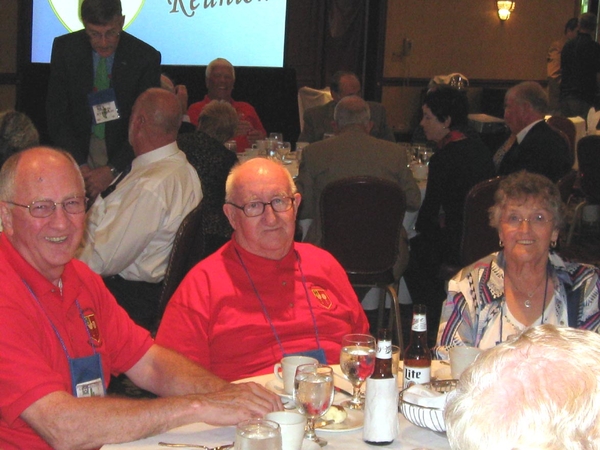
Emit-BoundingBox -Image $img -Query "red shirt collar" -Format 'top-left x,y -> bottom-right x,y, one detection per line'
438,129 -> 467,149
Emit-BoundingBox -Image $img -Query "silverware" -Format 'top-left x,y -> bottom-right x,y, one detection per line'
314,419 -> 335,429
334,386 -> 353,397
158,442 -> 233,450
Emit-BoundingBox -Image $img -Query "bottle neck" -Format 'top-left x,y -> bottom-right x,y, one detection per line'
376,339 -> 392,360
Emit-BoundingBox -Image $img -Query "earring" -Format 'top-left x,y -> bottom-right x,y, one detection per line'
550,240 -> 557,248
499,239 -> 504,248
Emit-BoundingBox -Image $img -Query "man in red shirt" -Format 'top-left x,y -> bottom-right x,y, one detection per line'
156,158 -> 370,381
0,147 -> 280,450
187,58 -> 266,151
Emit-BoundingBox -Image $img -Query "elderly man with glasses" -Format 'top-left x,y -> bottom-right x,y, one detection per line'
156,158 -> 369,382
46,0 -> 161,201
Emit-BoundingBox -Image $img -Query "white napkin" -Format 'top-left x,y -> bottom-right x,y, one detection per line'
586,107 -> 600,135
403,384 -> 448,408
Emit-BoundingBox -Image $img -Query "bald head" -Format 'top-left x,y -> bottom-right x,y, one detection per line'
225,158 -> 296,203
129,88 -> 182,155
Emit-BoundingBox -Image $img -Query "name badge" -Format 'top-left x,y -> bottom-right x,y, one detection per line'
69,353 -> 106,398
88,88 -> 120,125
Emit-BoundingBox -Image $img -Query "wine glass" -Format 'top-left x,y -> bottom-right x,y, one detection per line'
293,364 -> 334,447
276,141 -> 292,164
269,132 -> 283,142
339,333 -> 376,410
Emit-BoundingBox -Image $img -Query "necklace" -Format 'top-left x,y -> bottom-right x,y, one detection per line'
508,271 -> 547,308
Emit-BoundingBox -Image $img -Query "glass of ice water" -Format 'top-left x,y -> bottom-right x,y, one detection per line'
234,418 -> 282,450
294,364 -> 334,447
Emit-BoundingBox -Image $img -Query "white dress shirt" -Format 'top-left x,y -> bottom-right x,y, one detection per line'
78,142 -> 202,282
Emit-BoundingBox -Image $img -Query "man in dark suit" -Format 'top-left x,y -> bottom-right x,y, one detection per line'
46,0 -> 161,200
497,81 -> 571,183
296,95 -> 421,278
298,71 -> 396,143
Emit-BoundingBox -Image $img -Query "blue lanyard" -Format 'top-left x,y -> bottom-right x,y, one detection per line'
22,280 -> 97,360
235,248 -> 322,355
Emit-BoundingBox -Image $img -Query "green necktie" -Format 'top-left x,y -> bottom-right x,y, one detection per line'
93,57 -> 109,140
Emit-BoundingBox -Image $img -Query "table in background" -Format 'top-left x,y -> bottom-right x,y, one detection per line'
102,364 -> 450,450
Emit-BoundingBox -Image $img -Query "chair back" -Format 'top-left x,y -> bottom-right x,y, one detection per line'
547,116 -> 577,165
297,86 -> 333,132
157,202 -> 230,324
460,176 -> 504,267
577,135 -> 600,202
557,169 -> 578,205
320,176 -> 406,281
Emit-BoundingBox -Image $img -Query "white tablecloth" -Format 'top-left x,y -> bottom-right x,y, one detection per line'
102,364 -> 451,450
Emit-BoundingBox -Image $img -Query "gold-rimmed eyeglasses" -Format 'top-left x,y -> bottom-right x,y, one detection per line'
5,197 -> 88,218
226,196 -> 294,217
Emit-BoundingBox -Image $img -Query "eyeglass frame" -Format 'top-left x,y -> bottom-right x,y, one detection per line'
226,196 -> 295,218
4,196 -> 88,218
500,212 -> 554,228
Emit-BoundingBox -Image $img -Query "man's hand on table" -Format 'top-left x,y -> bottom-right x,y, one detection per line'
193,381 -> 283,426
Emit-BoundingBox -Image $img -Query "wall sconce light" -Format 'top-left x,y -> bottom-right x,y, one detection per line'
497,1 -> 515,21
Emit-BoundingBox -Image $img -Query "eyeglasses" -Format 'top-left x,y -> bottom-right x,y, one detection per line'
5,197 -> 88,218
501,213 -> 554,228
226,196 -> 295,217
86,29 -> 121,42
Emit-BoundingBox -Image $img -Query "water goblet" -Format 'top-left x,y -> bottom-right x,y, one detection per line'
339,333 -> 376,410
293,364 -> 334,447
269,132 -> 283,142
276,142 -> 292,164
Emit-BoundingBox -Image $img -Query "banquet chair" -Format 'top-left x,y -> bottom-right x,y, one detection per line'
567,135 -> 600,246
297,86 -> 333,132
557,169 -> 579,205
439,176 -> 504,280
319,176 -> 406,352
547,116 -> 577,166
156,202 -> 230,328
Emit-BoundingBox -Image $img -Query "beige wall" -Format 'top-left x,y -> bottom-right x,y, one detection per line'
382,0 -> 578,133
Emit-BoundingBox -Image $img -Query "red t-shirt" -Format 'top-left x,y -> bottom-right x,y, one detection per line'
156,238 -> 370,382
187,95 -> 267,152
0,234 -> 153,450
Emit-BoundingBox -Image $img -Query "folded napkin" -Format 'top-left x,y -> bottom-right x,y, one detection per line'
403,384 -> 448,408
587,107 -> 600,135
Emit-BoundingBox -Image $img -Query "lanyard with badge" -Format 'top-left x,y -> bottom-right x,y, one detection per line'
236,248 -> 327,363
87,55 -> 120,127
23,281 -> 106,398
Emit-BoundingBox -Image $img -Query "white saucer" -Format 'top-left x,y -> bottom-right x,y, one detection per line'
265,378 -> 293,399
317,409 -> 364,433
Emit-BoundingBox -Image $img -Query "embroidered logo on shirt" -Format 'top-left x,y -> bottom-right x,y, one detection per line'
311,286 -> 333,309
83,311 -> 102,346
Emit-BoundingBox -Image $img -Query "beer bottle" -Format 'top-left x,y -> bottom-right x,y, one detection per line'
363,328 -> 398,445
402,304 -> 431,389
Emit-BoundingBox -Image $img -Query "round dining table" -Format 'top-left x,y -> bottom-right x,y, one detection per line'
101,363 -> 451,450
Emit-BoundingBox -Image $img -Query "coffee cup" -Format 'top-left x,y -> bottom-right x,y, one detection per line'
449,346 -> 481,379
265,411 -> 306,450
273,355 -> 318,394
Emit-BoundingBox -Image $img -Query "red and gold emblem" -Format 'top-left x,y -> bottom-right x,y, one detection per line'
310,286 -> 333,310
83,311 -> 102,345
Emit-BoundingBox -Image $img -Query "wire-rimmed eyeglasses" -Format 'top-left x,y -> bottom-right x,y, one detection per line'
5,197 -> 88,218
226,196 -> 295,217
501,212 -> 554,229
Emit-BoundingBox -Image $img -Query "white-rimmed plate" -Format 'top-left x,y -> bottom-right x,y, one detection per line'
265,378 -> 293,399
317,409 -> 364,433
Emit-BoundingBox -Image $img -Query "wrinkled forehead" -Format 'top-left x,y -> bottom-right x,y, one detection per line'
15,153 -> 84,198
232,168 -> 292,203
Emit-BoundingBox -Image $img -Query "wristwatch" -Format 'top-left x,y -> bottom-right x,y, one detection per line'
108,165 -> 118,178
